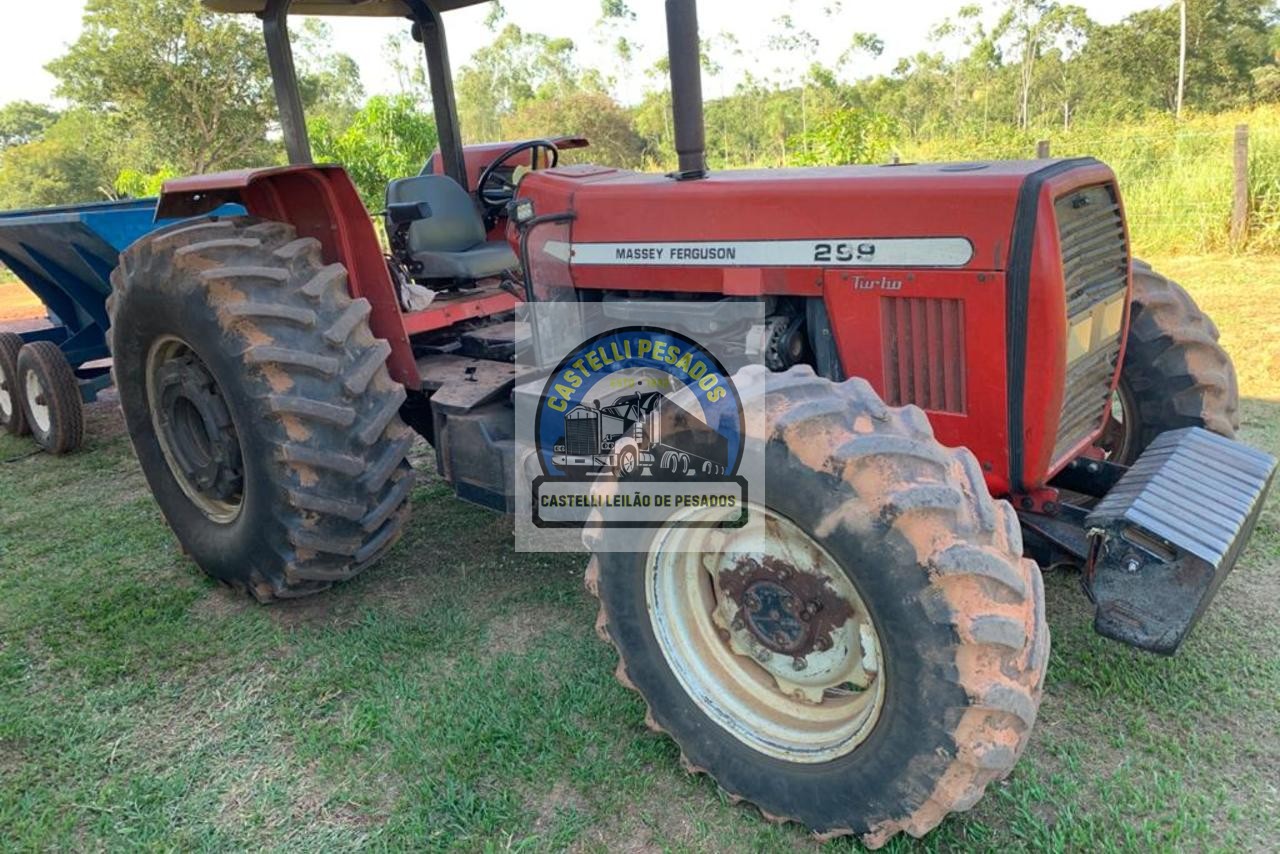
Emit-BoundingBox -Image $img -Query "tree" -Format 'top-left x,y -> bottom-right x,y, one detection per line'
0,111 -> 116,209
502,91 -> 644,168
454,23 -> 607,143
0,102 -> 60,150
48,0 -> 277,175
310,94 -> 439,210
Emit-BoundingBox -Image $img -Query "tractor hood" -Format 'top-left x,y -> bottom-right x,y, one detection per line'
518,159 -> 1116,284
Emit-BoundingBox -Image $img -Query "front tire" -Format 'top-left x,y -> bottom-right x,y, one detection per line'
109,216 -> 415,601
587,368 -> 1048,846
1107,260 -> 1239,464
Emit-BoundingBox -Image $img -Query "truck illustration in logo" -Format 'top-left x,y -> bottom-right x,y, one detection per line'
552,389 -> 728,480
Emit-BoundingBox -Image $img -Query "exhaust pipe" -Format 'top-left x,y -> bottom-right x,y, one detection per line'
664,0 -> 707,180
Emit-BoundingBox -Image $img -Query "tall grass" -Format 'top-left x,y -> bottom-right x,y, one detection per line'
899,107 -> 1280,256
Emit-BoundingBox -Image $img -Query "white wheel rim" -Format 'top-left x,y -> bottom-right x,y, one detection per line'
646,505 -> 886,763
24,369 -> 51,433
0,377 -> 11,419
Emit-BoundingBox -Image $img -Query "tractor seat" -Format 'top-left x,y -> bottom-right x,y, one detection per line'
385,175 -> 517,281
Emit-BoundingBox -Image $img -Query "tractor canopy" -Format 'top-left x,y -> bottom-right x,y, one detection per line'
201,0 -> 710,189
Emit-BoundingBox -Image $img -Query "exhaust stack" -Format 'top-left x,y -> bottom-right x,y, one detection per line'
664,0 -> 707,180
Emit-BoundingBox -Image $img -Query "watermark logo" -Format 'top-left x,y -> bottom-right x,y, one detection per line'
530,326 -> 748,529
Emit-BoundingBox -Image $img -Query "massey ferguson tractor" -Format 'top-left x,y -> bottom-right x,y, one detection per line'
92,0 -> 1273,846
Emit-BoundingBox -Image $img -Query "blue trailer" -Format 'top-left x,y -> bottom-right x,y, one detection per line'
0,198 -> 190,452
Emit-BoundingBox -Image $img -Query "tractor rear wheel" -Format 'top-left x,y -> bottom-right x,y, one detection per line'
587,367 -> 1048,847
0,332 -> 28,436
108,216 -> 415,601
1104,260 -> 1239,464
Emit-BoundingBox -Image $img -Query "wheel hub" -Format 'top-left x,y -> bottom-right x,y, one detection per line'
646,506 -> 886,762
147,338 -> 244,523
24,370 -> 50,433
713,554 -> 872,703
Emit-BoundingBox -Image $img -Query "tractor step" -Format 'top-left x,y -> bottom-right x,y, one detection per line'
1085,427 -> 1276,654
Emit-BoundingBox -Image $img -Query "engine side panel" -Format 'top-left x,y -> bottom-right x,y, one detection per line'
517,158 -> 1127,496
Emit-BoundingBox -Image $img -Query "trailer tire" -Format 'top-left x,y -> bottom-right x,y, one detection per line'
1108,260 -> 1239,464
586,367 -> 1048,847
108,216 -> 415,602
16,341 -> 84,454
0,332 -> 28,436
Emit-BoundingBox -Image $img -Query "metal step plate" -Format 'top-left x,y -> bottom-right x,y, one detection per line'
1085,427 -> 1276,654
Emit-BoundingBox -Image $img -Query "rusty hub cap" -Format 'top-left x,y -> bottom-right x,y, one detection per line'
645,505 -> 885,763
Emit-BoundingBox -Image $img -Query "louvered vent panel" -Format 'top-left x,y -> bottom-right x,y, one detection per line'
1053,182 -> 1130,461
881,297 -> 966,414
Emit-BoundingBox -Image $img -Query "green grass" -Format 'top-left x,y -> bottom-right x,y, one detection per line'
2,254 -> 1278,851
901,107 -> 1280,257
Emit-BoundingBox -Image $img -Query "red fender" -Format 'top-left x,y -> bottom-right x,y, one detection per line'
157,165 -> 419,388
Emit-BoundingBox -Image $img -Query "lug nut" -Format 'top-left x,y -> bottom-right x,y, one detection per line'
792,656 -> 807,671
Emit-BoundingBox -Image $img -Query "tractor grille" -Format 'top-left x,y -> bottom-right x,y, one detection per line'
881,297 -> 966,413
565,413 -> 598,455
1052,182 -> 1129,461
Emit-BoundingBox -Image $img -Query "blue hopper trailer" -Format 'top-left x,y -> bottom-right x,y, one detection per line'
0,198 -> 190,453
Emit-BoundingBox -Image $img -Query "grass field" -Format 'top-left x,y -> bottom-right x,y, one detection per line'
1,255 -> 1277,851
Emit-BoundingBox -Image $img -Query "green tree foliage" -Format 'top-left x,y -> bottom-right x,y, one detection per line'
502,91 -> 645,167
794,108 -> 899,165
0,102 -> 60,150
0,111 -> 116,209
310,94 -> 439,209
47,0 -> 277,175
1082,0 -> 1275,116
455,24 -> 598,143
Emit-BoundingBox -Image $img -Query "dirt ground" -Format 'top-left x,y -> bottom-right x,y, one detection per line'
0,277 -> 46,324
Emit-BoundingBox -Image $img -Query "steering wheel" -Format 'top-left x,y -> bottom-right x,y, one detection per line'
476,139 -> 559,219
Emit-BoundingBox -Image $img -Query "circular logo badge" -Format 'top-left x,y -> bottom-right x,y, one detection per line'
535,326 -> 744,482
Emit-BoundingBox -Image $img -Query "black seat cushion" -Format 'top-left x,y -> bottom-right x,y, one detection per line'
385,175 -> 518,280
410,241 -> 517,280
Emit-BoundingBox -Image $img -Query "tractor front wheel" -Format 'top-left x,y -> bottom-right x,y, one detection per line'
587,368 -> 1048,846
108,216 -> 415,601
1104,260 -> 1239,464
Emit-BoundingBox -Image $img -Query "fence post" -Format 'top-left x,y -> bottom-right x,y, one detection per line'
1036,139 -> 1051,158
1231,124 -> 1249,248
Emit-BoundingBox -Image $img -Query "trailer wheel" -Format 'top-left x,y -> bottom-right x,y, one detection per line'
0,332 -> 28,436
1103,260 -> 1239,464
108,216 -> 415,602
16,341 -> 84,454
586,367 -> 1048,847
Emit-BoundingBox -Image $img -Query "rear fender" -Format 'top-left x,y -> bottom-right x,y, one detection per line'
156,165 -> 417,389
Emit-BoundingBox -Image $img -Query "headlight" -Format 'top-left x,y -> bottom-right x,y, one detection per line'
554,443 -> 565,453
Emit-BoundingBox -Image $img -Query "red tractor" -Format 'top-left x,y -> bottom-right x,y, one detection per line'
104,0 -> 1274,846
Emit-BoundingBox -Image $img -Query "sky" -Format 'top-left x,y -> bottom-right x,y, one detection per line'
0,0 -> 1163,109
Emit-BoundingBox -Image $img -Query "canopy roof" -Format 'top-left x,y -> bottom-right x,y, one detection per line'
202,0 -> 486,16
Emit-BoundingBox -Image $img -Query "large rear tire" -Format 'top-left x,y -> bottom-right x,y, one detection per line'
108,216 -> 415,601
587,368 -> 1048,846
1106,260 -> 1239,464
